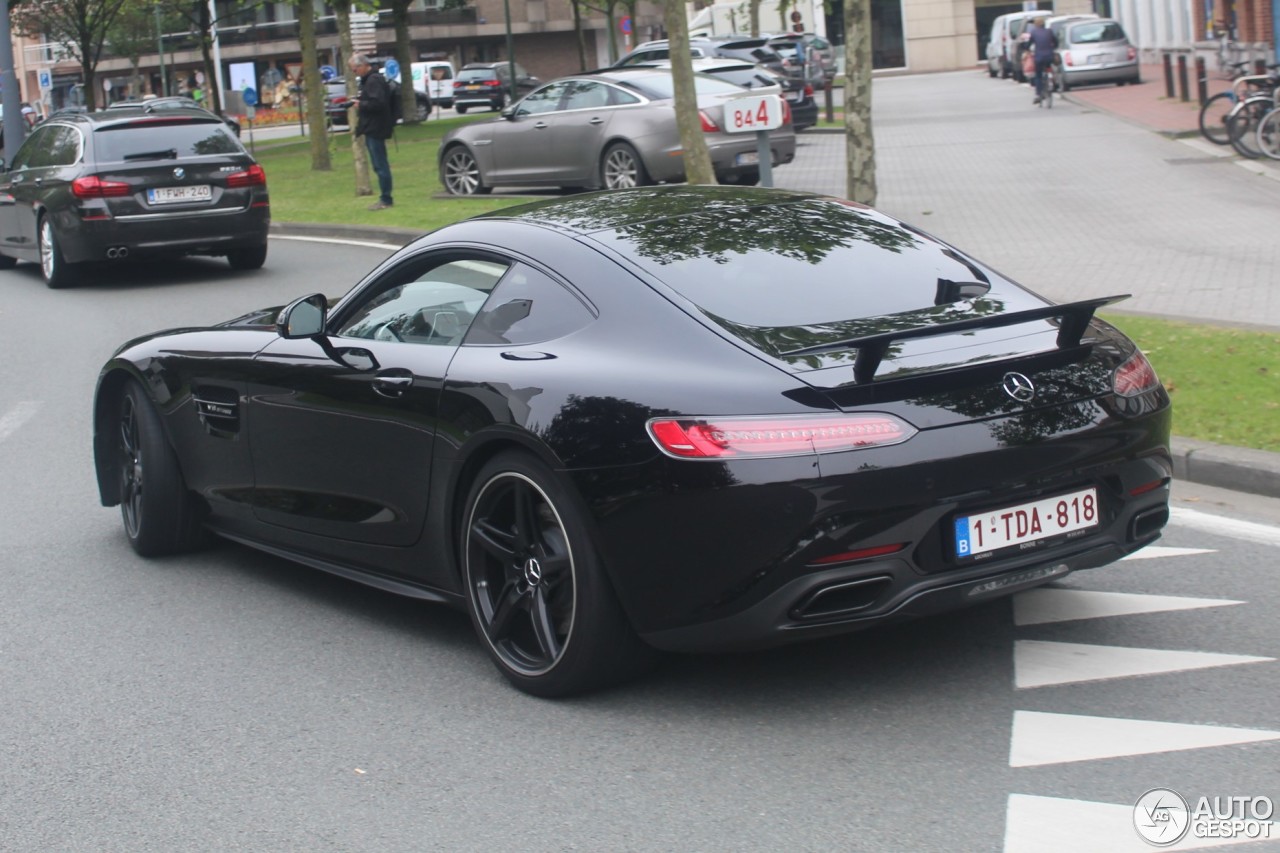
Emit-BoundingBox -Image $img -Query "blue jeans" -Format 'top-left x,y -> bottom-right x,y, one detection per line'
365,135 -> 392,204
1033,57 -> 1053,99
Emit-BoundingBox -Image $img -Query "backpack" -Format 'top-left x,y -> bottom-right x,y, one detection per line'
387,77 -> 402,124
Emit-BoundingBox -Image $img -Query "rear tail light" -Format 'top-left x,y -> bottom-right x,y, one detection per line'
1112,350 -> 1160,397
1127,46 -> 1137,61
453,81 -> 462,89
809,543 -> 906,566
485,80 -> 502,88
72,175 -> 131,198
646,414 -> 916,459
782,99 -> 792,125
699,110 -> 720,132
226,164 -> 267,188
803,83 -> 814,97
1063,52 -> 1074,67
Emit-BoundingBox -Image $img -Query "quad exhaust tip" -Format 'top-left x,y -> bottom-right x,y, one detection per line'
106,246 -> 129,259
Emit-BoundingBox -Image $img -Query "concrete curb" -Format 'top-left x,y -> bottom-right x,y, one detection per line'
270,221 -> 1280,502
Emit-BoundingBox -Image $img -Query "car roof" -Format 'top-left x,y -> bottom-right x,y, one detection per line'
55,107 -> 228,129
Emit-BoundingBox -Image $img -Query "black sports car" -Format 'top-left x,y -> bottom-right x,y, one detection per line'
93,186 -> 1172,697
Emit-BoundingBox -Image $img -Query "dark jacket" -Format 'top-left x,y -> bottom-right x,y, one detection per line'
356,69 -> 393,140
1027,25 -> 1058,63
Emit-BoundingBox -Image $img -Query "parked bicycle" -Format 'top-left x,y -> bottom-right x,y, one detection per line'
1197,65 -> 1280,156
1198,61 -> 1263,144
1214,28 -> 1245,76
1255,104 -> 1280,160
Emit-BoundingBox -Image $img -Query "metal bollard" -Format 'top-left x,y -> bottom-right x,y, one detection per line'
1177,55 -> 1189,102
1257,59 -> 1268,75
1195,57 -> 1208,105
1163,53 -> 1175,98
824,79 -> 834,124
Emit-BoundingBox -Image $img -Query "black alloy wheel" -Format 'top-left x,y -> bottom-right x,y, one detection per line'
117,381 -> 207,556
461,452 -> 652,697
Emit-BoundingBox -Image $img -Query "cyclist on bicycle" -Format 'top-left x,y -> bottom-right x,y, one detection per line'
1026,17 -> 1058,105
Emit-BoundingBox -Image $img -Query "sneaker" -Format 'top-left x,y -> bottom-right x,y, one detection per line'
367,201 -> 392,211
1032,96 -> 1041,104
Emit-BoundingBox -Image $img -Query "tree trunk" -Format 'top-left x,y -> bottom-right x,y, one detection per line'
83,66 -> 98,111
663,0 -> 716,185
197,3 -> 222,115
843,0 -> 876,205
298,0 -> 331,171
749,0 -> 760,37
573,0 -> 586,71
334,3 -> 372,195
393,0 -> 418,123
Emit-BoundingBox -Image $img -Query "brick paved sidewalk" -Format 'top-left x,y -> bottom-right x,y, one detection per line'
1061,62 -> 1210,137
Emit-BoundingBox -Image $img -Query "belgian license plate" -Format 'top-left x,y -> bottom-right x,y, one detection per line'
736,151 -> 759,166
148,185 -> 211,205
1088,54 -> 1105,64
954,487 -> 1098,560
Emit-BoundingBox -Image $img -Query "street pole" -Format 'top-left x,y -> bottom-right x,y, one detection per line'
208,0 -> 227,112
502,0 -> 516,102
155,3 -> 168,96
0,0 -> 26,163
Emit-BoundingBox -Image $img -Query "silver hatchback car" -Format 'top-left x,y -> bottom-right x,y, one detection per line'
1055,18 -> 1140,91
437,68 -> 796,195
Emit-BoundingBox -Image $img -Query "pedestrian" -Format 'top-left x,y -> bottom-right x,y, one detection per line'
349,53 -> 394,211
1025,17 -> 1058,105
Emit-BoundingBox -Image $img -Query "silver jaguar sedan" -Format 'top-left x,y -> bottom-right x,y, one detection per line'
437,67 -> 797,195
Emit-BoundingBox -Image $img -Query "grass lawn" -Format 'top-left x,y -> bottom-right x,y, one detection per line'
253,123 -> 1279,453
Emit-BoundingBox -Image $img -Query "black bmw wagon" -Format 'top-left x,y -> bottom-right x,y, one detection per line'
0,106 -> 270,288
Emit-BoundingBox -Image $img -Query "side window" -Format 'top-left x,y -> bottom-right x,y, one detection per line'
46,126 -> 82,167
563,81 -> 611,111
608,86 -> 642,106
335,256 -> 510,346
10,125 -> 55,170
464,263 -> 595,346
516,81 -> 567,116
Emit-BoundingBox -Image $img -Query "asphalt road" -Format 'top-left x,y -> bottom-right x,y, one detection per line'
4,69 -> 1280,849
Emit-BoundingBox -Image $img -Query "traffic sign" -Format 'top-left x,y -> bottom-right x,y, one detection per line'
320,65 -> 337,81
243,86 -> 258,107
383,58 -> 401,81
38,70 -> 51,92
620,15 -> 632,34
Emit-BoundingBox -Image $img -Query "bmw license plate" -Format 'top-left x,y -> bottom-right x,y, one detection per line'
148,185 -> 211,205
736,151 -> 759,166
954,487 -> 1098,560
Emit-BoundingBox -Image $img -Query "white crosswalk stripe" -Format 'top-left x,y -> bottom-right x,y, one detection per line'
1014,640 -> 1273,689
1170,507 -> 1280,548
1122,545 -> 1216,561
1014,588 -> 1240,626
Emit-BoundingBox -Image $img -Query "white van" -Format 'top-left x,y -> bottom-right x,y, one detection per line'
411,61 -> 455,109
986,10 -> 1048,79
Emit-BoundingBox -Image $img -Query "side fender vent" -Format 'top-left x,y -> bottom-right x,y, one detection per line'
193,388 -> 240,436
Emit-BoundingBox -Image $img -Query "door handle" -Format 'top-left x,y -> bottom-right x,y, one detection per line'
372,369 -> 414,398
589,117 -> 604,125
533,121 -> 548,130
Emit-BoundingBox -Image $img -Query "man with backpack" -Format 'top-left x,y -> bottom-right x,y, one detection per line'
349,53 -> 395,210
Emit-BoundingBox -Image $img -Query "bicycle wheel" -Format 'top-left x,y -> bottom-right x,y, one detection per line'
1044,74 -> 1054,108
1258,107 -> 1280,161
1227,97 -> 1270,158
1198,91 -> 1237,145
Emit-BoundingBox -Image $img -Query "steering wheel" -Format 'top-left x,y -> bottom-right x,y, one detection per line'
373,322 -> 404,342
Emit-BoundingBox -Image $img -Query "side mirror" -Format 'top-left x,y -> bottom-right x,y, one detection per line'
277,293 -> 327,338
501,105 -> 517,120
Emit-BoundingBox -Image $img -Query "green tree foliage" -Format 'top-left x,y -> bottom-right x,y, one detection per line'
11,0 -> 131,111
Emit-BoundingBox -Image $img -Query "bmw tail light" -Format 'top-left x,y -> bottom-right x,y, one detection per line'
72,175 -> 131,198
646,414 -> 916,459
1113,350 -> 1160,397
699,110 -> 720,132
226,164 -> 266,188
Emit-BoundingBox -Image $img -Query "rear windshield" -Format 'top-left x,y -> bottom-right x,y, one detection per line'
595,198 -> 1044,333
625,73 -> 748,99
458,68 -> 500,82
93,120 -> 242,161
1069,21 -> 1126,43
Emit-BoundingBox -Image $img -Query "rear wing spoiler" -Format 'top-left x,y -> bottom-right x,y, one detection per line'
781,294 -> 1129,384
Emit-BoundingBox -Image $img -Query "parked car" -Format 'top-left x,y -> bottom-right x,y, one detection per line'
106,96 -> 242,137
438,67 -> 796,195
453,62 -> 540,113
986,10 -> 1045,80
0,107 -> 269,287
654,57 -> 818,132
90,184 -> 1173,696
615,37 -> 788,78
766,33 -> 835,82
411,60 -> 455,109
1054,18 -> 1140,91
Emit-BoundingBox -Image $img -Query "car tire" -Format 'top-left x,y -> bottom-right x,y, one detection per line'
116,380 -> 208,557
720,170 -> 760,186
442,145 -> 492,196
415,95 -> 430,121
0,253 -> 16,270
39,215 -> 76,289
460,451 -> 655,697
456,105 -> 468,114
227,244 -> 268,271
1059,74 -> 1070,93
601,142 -> 649,190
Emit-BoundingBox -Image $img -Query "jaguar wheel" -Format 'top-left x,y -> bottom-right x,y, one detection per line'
601,142 -> 649,190
442,146 -> 491,196
39,215 -> 75,289
461,452 -> 653,697
117,381 -> 207,556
